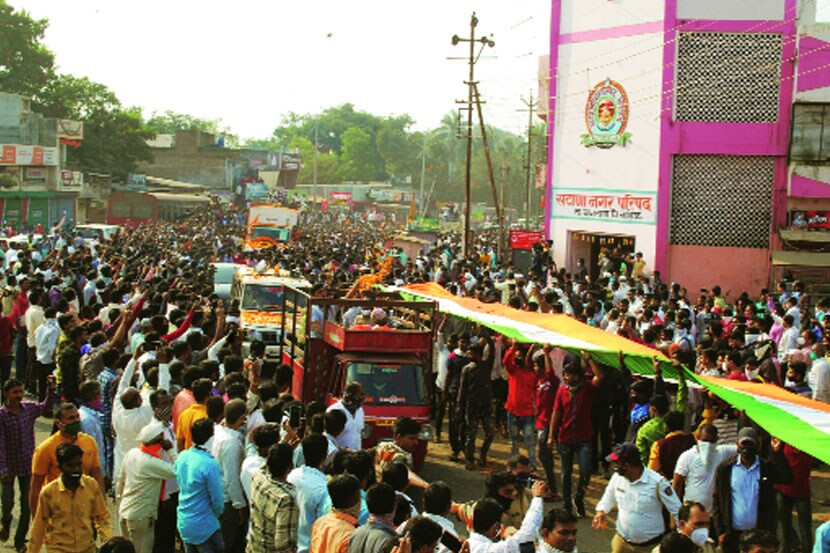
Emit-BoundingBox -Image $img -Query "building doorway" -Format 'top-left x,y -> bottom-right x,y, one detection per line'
568,231 -> 636,281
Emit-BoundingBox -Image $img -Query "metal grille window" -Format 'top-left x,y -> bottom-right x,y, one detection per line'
790,103 -> 830,162
676,32 -> 783,122
670,155 -> 774,248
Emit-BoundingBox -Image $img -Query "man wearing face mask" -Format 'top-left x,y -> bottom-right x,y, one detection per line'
327,381 -> 365,451
673,424 -> 736,512
711,428 -> 793,553
594,443 -> 681,553
29,402 -> 105,519
27,443 -> 111,553
668,502 -> 717,553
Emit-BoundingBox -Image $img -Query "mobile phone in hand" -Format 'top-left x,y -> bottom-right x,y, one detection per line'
440,531 -> 462,553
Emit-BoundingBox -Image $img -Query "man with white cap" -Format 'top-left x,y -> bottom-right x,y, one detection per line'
116,420 -> 176,553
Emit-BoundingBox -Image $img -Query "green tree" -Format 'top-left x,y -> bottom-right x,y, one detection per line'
35,74 -> 153,179
340,127 -> 376,182
146,110 -> 238,146
288,136 -> 342,184
0,2 -> 54,98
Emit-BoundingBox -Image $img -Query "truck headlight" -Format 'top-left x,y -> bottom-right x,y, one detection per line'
418,424 -> 433,441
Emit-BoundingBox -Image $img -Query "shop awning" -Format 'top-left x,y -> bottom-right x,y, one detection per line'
0,191 -> 55,198
145,176 -> 207,191
780,229 -> 830,243
771,250 -> 830,266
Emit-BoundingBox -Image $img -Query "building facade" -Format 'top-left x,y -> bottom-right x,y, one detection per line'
0,92 -> 83,229
544,0 -> 830,295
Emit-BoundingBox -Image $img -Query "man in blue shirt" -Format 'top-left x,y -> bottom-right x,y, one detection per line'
711,427 -> 793,553
287,434 -> 332,553
175,418 -> 225,553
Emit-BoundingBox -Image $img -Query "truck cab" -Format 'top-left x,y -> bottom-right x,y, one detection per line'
229,267 -> 311,360
244,205 -> 299,251
277,285 -> 436,470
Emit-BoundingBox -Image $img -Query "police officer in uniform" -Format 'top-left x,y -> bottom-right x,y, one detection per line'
593,443 -> 681,553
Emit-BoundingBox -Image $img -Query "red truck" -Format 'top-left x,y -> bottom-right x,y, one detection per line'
276,285 -> 436,470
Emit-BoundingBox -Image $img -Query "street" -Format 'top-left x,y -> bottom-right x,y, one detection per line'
4,416 -> 830,553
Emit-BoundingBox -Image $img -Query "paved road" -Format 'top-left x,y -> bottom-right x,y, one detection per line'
4,417 -> 830,553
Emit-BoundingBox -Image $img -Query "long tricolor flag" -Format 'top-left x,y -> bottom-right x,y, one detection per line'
398,282 -> 830,463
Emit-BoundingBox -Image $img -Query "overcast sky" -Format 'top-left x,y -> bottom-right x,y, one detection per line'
12,1 -> 830,140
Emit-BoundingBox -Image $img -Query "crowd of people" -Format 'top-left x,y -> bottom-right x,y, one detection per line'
0,199 -> 825,553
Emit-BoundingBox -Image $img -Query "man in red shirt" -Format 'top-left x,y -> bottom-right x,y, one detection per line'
503,341 -> 538,469
534,344 -> 560,496
547,350 -> 603,517
775,443 -> 812,553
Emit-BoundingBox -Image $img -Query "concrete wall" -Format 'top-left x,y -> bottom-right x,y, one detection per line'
667,245 -> 772,297
548,0 -> 665,273
137,129 -> 229,188
677,0 -> 785,21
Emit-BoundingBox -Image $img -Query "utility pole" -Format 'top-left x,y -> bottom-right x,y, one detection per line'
472,83 -> 503,263
312,123 -> 318,204
519,92 -> 535,226
452,13 -> 494,257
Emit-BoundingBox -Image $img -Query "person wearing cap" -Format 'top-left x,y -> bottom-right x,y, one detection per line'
593,442 -> 681,553
711,428 -> 793,553
116,420 -> 176,553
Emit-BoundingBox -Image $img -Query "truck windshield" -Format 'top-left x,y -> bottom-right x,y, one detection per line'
251,227 -> 290,241
241,284 -> 284,311
346,363 -> 425,405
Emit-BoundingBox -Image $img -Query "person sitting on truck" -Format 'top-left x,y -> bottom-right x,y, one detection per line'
370,308 -> 392,330
374,417 -> 429,490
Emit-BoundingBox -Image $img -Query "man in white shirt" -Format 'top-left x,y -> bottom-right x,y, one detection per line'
327,382 -> 365,451
147,388 -> 179,553
240,423 -> 280,504
422,482 -> 461,553
116,421 -> 176,553
112,353 -> 154,488
34,307 -> 60,401
538,508 -> 578,553
467,479 -> 546,553
212,398 -> 248,553
809,343 -> 830,403
673,424 -> 737,512
24,292 -> 45,389
594,443 -> 681,553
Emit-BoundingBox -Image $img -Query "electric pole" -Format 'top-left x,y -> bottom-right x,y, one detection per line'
519,92 -> 536,226
452,13 -> 494,257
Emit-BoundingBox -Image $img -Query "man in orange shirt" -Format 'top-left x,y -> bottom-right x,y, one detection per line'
29,402 -> 105,517
310,474 -> 361,553
176,378 -> 212,450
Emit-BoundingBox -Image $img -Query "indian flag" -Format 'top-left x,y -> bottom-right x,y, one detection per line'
398,282 -> 830,463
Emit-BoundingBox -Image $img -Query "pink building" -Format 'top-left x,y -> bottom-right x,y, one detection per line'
544,0 -> 830,297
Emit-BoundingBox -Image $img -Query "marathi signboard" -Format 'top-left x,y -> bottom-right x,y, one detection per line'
509,230 -> 544,250
790,210 -> 830,230
0,144 -> 59,166
59,170 -> 83,191
552,188 -> 656,224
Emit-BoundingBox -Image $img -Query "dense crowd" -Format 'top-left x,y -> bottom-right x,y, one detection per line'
0,200 -> 825,553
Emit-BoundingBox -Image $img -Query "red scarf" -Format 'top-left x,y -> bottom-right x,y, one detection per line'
140,443 -> 166,500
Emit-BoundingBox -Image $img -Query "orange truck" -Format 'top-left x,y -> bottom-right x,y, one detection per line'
244,205 -> 300,251
277,284 -> 437,470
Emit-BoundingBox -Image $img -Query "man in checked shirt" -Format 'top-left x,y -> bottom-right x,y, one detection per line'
0,376 -> 56,552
